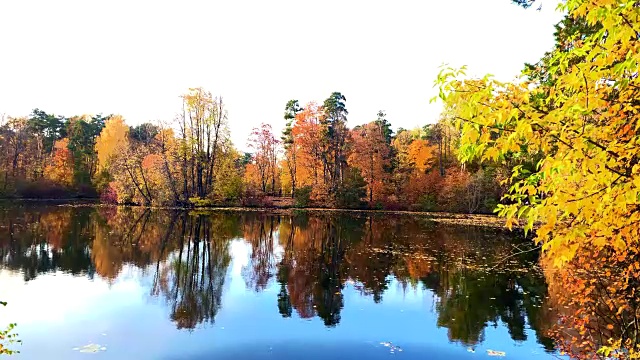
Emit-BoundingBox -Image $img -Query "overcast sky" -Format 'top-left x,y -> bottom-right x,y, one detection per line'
0,0 -> 564,150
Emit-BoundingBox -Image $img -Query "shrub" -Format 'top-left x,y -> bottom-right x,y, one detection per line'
418,193 -> 437,212
100,182 -> 119,204
382,197 -> 406,211
335,168 -> 367,209
241,190 -> 274,208
15,179 -> 72,199
189,197 -> 214,208
75,183 -> 98,198
294,186 -> 313,208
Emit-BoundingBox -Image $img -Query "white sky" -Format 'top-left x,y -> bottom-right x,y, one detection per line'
0,0 -> 564,151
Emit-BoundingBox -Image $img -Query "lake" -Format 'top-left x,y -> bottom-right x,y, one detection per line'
0,204 -> 559,359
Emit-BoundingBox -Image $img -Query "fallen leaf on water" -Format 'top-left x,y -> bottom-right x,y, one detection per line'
487,349 -> 506,357
75,344 -> 107,353
379,341 -> 403,353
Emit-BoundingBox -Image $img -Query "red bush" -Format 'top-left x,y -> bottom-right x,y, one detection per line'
100,182 -> 119,204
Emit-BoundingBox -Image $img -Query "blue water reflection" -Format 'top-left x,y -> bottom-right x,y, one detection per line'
0,206 -> 559,359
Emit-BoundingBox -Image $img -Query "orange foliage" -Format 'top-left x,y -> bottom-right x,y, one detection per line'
438,168 -> 472,211
44,138 -> 74,187
403,171 -> 433,206
142,154 -> 163,170
407,139 -> 436,173
348,122 -> 391,203
41,208 -> 73,249
244,163 -> 261,192
247,123 -> 279,194
292,102 -> 324,190
543,248 -> 640,358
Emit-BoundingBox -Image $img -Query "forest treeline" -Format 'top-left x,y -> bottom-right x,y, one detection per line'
0,90 -> 507,213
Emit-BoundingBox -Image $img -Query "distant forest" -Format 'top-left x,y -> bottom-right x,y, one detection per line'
0,90 -> 508,213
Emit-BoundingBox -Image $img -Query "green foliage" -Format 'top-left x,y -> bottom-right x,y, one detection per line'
375,110 -> 394,145
0,302 -> 20,355
217,175 -> 244,201
335,168 -> 367,209
66,115 -> 107,186
189,197 -> 214,208
419,194 -> 437,212
214,151 -> 245,202
92,169 -> 112,195
294,186 -> 313,207
28,108 -> 65,153
510,0 -> 535,8
283,99 -> 302,146
130,123 -> 159,144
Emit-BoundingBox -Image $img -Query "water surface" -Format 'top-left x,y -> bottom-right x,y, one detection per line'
0,204 -> 559,359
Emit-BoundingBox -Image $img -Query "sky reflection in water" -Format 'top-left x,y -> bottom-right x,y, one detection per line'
0,205 -> 559,359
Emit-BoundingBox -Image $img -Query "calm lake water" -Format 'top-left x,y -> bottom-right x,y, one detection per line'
0,204 -> 559,359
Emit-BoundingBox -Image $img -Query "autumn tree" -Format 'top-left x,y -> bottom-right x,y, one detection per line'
45,138 -> 74,187
154,123 -> 181,203
0,117 -> 30,189
292,102 -> 325,192
96,115 -> 130,171
212,143 -> 245,201
247,123 -> 280,194
27,109 -> 65,178
348,121 -> 392,203
390,128 -> 436,207
179,88 -> 228,200
94,117 -> 156,205
435,0 -> 640,356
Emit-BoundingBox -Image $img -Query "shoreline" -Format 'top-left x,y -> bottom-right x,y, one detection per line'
0,198 -> 523,230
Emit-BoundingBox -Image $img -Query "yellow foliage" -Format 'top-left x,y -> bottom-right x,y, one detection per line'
95,115 -> 130,171
407,139 -> 436,173
436,0 -> 640,268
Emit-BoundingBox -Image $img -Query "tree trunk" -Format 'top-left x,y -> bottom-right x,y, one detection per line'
138,163 -> 154,205
369,151 -> 374,203
125,163 -> 151,205
439,139 -> 445,177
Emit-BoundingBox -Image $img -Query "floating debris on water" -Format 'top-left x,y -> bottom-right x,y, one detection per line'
74,343 -> 107,353
380,341 -> 403,353
487,349 -> 506,357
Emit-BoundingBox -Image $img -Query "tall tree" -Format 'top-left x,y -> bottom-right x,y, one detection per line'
180,88 -> 228,199
321,92 -> 349,193
374,110 -> 394,145
28,109 -> 65,178
283,100 -> 302,197
66,114 -> 106,185
293,102 -> 324,191
247,123 -> 280,194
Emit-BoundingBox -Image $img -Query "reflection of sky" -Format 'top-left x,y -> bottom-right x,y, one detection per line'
1,240 -> 556,360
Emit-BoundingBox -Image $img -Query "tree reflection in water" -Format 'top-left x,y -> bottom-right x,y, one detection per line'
0,205 -> 581,352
